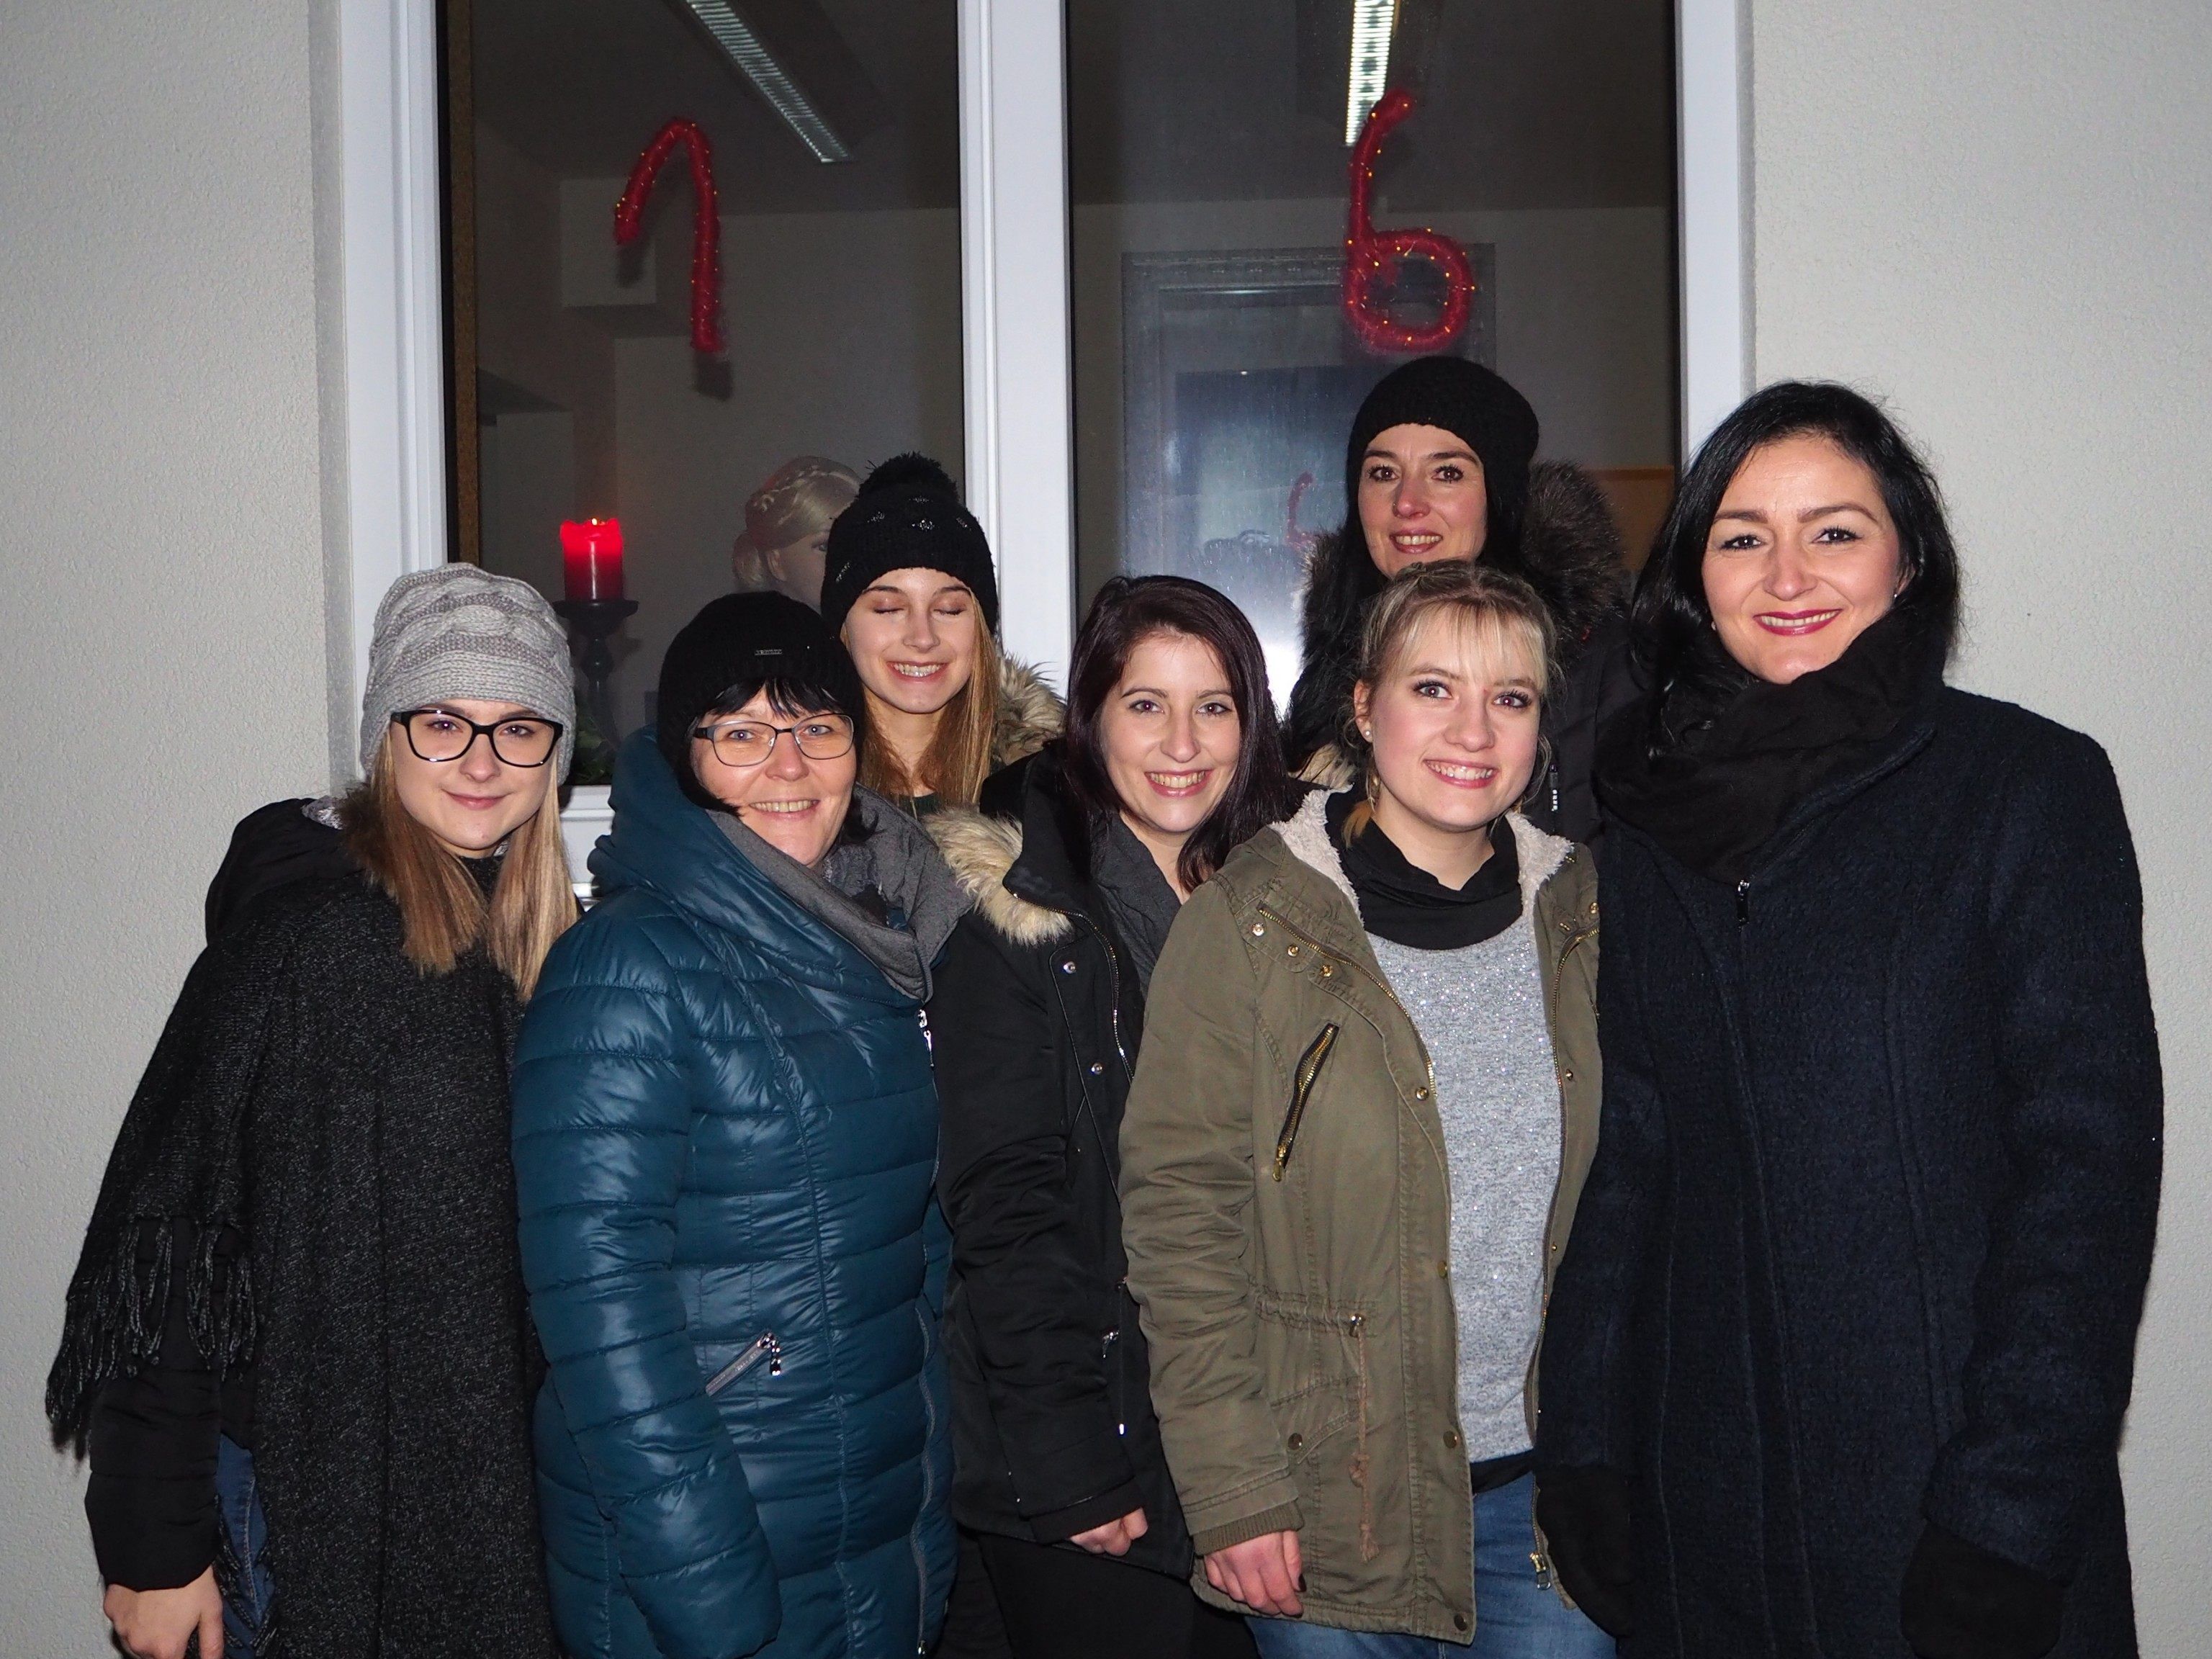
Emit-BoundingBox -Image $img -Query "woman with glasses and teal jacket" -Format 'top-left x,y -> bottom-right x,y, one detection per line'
50,567 -> 578,1659
513,592 -> 968,1659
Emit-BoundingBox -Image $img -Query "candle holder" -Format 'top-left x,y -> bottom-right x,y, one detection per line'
555,597 -> 639,786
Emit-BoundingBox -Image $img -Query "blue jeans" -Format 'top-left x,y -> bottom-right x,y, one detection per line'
1244,1475 -> 1614,1658
213,1436 -> 276,1659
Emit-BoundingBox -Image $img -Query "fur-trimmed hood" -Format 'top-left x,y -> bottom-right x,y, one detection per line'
929,807 -> 1075,946
1268,787 -> 1572,927
1284,459 -> 1630,769
993,657 -> 1064,770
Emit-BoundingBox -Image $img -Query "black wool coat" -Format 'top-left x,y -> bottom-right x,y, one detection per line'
1537,688 -> 2162,1658
926,756 -> 1195,1581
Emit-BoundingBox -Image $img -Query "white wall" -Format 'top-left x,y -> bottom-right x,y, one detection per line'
1746,1 -> 2212,1649
0,0 -> 336,1647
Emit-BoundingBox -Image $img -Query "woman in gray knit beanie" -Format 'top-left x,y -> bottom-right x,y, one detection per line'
53,562 -> 578,1659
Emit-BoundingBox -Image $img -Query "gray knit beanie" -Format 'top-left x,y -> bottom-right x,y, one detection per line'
359,566 -> 577,778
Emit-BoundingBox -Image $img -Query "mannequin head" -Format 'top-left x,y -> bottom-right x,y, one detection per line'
730,456 -> 860,608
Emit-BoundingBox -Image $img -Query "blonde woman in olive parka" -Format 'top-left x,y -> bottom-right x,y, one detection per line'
1119,564 -> 1606,1656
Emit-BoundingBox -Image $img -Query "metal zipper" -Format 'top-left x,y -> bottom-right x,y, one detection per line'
1272,1022 -> 1341,1180
703,1331 -> 781,1396
1257,904 -> 1437,1105
1079,915 -> 1133,1076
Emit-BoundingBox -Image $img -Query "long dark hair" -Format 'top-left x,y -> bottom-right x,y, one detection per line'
1632,381 -> 1961,751
1063,576 -> 1302,889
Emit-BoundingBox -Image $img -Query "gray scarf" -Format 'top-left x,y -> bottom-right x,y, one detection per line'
1090,815 -> 1183,997
715,787 -> 968,1001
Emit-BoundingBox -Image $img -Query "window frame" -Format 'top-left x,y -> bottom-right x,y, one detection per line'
336,0 -> 1746,729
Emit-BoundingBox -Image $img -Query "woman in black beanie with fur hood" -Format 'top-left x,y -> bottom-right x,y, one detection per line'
821,454 -> 1063,817
1283,356 -> 1634,842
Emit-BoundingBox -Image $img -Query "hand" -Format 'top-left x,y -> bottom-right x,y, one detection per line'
104,1567 -> 224,1659
1205,1529 -> 1303,1618
1899,1522 -> 2064,1659
1071,1506 -> 1149,1557
1534,1465 -> 1636,1637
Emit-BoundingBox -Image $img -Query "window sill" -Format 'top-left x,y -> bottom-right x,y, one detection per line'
560,784 -> 612,903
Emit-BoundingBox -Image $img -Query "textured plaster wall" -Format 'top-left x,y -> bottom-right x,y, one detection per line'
1746,2 -> 2212,1650
0,0 -> 334,1645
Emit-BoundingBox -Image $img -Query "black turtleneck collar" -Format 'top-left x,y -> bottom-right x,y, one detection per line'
1326,789 -> 1522,951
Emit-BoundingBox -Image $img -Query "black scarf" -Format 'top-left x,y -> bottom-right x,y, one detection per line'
1326,789 -> 1522,950
1599,607 -> 1948,884
51,871 -> 557,1656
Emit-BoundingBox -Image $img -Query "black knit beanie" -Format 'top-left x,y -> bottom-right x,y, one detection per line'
819,454 -> 1001,633
655,591 -> 866,807
1346,356 -> 1541,552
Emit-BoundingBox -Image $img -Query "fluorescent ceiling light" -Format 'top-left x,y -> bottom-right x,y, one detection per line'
1345,0 -> 1399,144
676,0 -> 851,163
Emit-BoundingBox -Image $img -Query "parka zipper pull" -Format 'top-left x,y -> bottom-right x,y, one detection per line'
1735,879 -> 1751,927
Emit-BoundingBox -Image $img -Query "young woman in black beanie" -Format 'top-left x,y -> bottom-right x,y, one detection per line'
50,565 -> 577,1659
1284,356 -> 1634,842
1534,383 -> 2162,1659
821,454 -> 1061,817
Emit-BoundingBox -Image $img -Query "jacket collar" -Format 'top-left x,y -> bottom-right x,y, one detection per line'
928,756 -> 1084,948
1271,788 -> 1571,930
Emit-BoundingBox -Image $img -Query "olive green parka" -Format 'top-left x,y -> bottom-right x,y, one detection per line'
1119,791 -> 1600,1642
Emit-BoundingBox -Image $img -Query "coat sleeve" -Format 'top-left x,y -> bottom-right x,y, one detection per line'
930,916 -> 1143,1539
1117,882 -> 1301,1555
1536,837 -> 1669,1475
512,920 -> 781,1659
1922,734 -> 2163,1578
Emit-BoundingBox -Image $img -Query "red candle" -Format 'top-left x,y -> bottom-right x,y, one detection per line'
560,518 -> 625,601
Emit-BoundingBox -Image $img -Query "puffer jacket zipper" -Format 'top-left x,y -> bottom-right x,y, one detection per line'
705,1331 -> 783,1395
911,1301 -> 938,1654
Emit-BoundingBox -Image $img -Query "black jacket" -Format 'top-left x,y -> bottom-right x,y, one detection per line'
1537,686 -> 2162,1658
1285,459 -> 1635,843
56,850 -> 555,1652
926,753 -> 1193,1578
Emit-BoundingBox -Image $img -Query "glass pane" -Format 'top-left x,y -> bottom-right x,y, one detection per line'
1068,0 -> 1678,702
454,0 -> 962,778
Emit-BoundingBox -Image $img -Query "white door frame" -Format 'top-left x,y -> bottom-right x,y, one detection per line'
337,0 -> 451,737
336,0 -> 1748,715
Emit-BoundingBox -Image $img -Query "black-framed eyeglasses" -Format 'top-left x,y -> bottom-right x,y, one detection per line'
392,708 -> 564,768
692,713 -> 856,768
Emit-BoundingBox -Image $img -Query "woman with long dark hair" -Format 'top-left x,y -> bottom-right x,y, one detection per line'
514,593 -> 966,1659
50,566 -> 577,1659
926,577 -> 1297,1659
1121,562 -> 1609,1656
1282,355 -> 1632,840
1534,382 -> 2162,1659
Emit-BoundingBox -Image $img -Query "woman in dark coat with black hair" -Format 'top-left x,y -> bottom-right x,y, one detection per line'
1533,382 -> 2162,1659
1283,355 -> 1634,841
925,577 -> 1298,1659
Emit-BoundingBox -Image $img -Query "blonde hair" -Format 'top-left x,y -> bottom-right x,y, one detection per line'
341,732 -> 578,997
1341,561 -> 1557,839
732,457 -> 860,592
858,624 -> 1004,809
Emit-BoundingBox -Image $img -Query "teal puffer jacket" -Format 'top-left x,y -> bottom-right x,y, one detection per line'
513,732 -> 954,1659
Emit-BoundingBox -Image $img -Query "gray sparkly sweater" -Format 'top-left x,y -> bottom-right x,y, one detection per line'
1370,914 -> 1560,1460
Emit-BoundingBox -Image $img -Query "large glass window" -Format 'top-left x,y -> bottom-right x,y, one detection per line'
1067,0 -> 1678,698
449,0 -> 963,772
